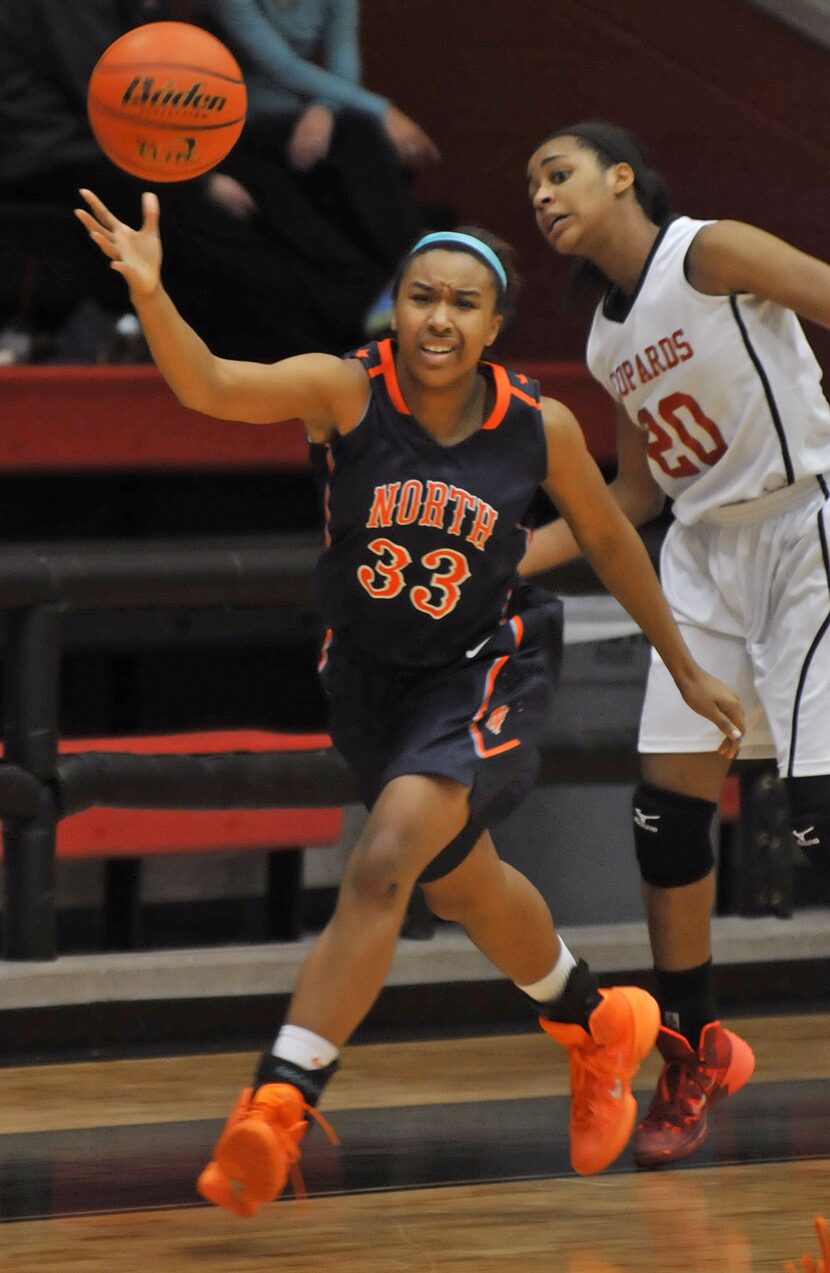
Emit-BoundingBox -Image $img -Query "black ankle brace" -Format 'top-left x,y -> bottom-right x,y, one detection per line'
253,1051 -> 340,1107
535,959 -> 602,1031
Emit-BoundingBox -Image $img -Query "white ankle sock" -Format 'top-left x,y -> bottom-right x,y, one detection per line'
517,939 -> 577,1003
272,1025 -> 339,1071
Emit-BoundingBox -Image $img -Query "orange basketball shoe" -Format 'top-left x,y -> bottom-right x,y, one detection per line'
197,1083 -> 338,1216
540,985 -> 660,1175
633,1022 -> 755,1169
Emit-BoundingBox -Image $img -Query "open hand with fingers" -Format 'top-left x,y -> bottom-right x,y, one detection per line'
75,189 -> 162,301
675,666 -> 745,760
784,1214 -> 830,1272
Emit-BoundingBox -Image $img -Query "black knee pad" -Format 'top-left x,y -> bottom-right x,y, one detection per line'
633,783 -> 717,888
786,775 -> 830,876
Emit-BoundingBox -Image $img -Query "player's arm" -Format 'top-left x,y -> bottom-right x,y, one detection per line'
519,401 -> 665,576
75,189 -> 368,438
540,397 -> 744,751
689,219 -> 830,328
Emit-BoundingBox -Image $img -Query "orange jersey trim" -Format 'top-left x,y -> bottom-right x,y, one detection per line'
317,628 -> 333,672
479,363 -> 541,429
480,362 -> 512,430
368,344 -> 538,432
376,338 -> 411,415
510,383 -> 542,410
509,614 -> 524,647
469,654 -> 521,758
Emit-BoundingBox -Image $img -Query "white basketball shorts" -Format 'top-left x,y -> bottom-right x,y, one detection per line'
639,476 -> 830,777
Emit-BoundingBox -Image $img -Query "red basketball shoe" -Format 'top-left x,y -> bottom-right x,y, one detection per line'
633,1021 -> 755,1169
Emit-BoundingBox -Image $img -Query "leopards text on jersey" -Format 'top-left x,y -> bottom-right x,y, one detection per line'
314,338 -> 548,666
586,216 -> 830,525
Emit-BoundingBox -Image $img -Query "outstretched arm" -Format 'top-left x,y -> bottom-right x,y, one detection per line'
520,403 -> 664,576
689,219 -> 830,327
540,397 -> 744,754
74,189 -> 367,437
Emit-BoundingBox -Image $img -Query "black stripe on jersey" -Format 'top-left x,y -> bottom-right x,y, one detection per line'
787,501 -> 830,776
729,295 -> 795,484
602,217 -> 680,324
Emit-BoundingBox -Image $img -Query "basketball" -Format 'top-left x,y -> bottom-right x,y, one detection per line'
86,22 -> 247,182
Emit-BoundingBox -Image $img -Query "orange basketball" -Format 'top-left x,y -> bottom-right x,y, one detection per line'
87,22 -> 247,182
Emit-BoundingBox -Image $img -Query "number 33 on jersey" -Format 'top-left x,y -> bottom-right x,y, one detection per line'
313,339 -> 548,667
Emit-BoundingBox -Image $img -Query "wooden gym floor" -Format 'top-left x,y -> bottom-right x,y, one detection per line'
1,1011 -> 828,1271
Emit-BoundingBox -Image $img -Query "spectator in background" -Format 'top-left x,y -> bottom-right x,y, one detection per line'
198,0 -> 442,340
0,0 -> 331,361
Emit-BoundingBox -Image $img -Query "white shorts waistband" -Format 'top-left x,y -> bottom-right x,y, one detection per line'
699,474 -> 827,527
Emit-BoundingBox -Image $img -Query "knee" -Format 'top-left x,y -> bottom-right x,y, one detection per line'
633,783 -> 717,888
341,832 -> 411,911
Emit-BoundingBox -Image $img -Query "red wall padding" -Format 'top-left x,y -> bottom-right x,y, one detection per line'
0,361 -> 616,467
0,366 -> 311,470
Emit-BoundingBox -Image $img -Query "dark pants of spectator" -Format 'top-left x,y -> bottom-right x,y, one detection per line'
0,157 -> 336,362
220,108 -> 427,345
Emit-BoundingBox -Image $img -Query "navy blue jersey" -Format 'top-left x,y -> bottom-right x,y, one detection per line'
314,339 -> 548,666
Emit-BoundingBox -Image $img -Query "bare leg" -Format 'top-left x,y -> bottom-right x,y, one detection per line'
286,773 -> 470,1045
422,831 -> 559,984
200,774 -> 474,1216
640,752 -> 731,970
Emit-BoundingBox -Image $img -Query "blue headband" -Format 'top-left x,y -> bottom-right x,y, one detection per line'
409,231 -> 508,294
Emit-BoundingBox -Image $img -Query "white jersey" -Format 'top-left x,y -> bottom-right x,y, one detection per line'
586,215 -> 830,525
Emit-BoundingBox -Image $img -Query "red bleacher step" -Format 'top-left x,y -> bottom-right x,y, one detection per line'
2,731 -> 343,858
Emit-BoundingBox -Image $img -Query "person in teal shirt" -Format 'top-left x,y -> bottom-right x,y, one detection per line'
203,0 -> 439,171
199,0 -> 442,345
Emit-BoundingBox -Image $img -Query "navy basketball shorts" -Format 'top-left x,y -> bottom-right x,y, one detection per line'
319,586 -> 563,882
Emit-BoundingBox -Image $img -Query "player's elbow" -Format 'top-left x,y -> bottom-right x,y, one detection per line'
176,366 -> 237,420
616,476 -> 666,527
640,484 -> 667,524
